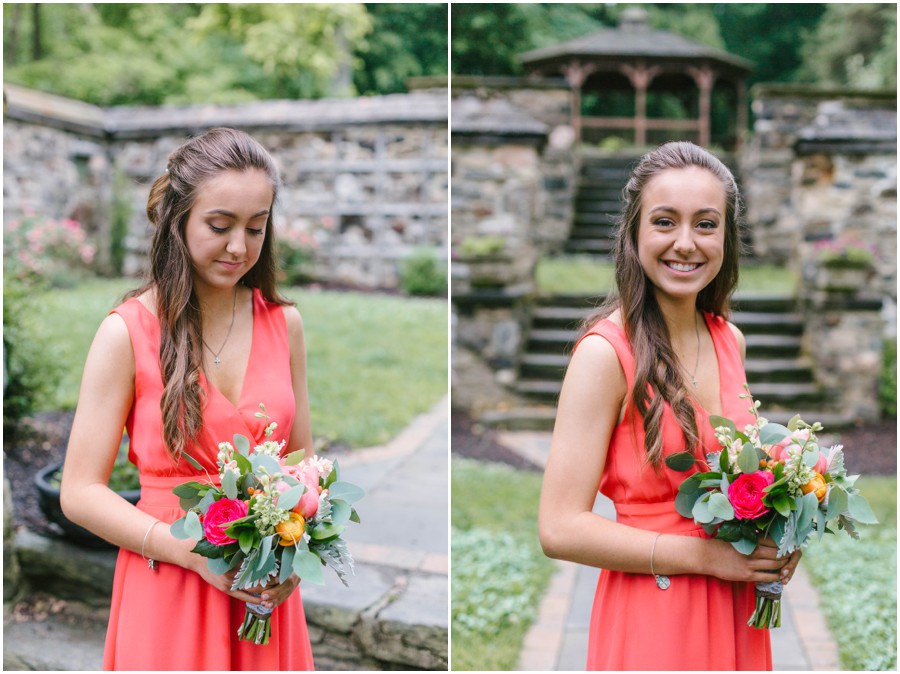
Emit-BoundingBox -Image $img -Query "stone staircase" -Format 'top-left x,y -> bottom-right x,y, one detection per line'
481,293 -> 853,431
564,156 -> 634,256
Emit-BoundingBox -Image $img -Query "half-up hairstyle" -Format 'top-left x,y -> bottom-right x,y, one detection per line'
127,127 -> 293,462
580,141 -> 744,468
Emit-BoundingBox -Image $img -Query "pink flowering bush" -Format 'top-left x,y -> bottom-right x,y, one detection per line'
276,223 -> 319,286
4,211 -> 97,287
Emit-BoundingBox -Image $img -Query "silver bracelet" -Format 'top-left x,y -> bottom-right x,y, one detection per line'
141,520 -> 161,572
650,532 -> 670,590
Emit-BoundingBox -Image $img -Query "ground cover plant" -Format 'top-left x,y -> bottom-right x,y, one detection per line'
451,458 -> 555,671
802,475 -> 896,670
28,278 -> 447,449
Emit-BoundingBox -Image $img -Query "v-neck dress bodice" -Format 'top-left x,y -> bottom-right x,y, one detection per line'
576,313 -> 771,671
102,287 -> 314,671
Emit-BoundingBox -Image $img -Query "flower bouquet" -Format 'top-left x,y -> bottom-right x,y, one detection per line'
666,387 -> 877,628
171,404 -> 364,644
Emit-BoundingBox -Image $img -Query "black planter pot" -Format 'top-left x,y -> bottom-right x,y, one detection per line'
34,461 -> 141,549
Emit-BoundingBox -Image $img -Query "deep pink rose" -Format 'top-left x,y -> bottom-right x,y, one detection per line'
203,498 -> 249,546
813,450 -> 829,474
728,471 -> 775,520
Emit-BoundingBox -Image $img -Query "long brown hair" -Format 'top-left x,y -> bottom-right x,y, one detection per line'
580,141 -> 744,467
127,127 -> 292,461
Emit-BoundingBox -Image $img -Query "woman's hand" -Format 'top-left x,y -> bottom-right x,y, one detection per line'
705,536 -> 795,583
256,575 -> 301,610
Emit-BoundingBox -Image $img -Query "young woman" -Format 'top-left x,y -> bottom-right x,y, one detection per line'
539,142 -> 801,670
61,128 -> 315,670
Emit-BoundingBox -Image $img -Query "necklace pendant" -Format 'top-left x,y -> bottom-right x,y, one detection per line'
655,574 -> 671,590
214,355 -> 221,369
692,376 -> 699,387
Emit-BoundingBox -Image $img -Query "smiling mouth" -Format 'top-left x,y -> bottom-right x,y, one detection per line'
663,261 -> 703,272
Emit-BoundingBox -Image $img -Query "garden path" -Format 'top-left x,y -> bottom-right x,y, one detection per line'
501,430 -> 841,672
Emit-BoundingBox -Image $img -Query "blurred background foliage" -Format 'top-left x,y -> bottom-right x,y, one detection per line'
3,3 -> 449,105
451,3 -> 896,90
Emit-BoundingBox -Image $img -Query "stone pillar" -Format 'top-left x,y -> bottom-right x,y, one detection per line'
4,477 -> 24,608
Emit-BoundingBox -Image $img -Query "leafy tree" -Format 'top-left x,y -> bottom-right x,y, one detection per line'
450,4 -> 532,75
354,4 -> 448,95
796,3 -> 897,89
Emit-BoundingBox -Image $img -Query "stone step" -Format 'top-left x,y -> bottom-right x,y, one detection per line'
731,293 -> 797,312
576,186 -> 623,201
567,225 -> 617,240
573,212 -> 618,226
573,199 -> 622,214
478,406 -> 558,432
580,166 -> 633,181
563,239 -> 614,255
732,311 -> 804,335
744,334 -> 804,357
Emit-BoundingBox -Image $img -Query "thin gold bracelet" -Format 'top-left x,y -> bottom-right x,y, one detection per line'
141,520 -> 161,572
650,532 -> 670,590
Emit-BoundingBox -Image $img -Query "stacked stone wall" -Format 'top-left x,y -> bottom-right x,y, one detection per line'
3,85 -> 447,289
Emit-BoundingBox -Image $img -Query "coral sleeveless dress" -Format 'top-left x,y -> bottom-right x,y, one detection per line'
578,313 -> 771,671
103,288 -> 315,671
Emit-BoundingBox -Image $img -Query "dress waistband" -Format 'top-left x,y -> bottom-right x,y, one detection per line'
613,499 -> 705,535
139,473 -> 220,507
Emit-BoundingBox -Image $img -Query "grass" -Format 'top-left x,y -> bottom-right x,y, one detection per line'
451,458 -> 556,671
29,278 -> 447,449
534,256 -> 799,297
802,475 -> 897,670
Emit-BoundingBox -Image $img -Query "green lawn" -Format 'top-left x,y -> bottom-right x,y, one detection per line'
535,256 -> 798,297
802,475 -> 897,670
451,458 -> 556,671
29,278 -> 447,449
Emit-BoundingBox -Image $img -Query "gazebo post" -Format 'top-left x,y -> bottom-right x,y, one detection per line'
736,78 -> 748,151
561,60 -> 596,145
620,63 -> 660,147
688,65 -> 716,148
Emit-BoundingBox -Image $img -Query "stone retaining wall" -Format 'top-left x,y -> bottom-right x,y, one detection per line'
3,83 -> 448,289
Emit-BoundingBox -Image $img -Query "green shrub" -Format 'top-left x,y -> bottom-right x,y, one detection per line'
457,235 -> 506,258
879,339 -> 896,418
3,271 -> 63,437
276,228 -> 318,286
4,212 -> 97,288
400,248 -> 447,297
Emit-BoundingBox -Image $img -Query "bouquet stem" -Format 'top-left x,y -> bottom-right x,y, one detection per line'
237,602 -> 274,645
748,579 -> 783,629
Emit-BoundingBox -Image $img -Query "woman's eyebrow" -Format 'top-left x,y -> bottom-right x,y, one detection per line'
647,205 -> 722,217
203,208 -> 270,218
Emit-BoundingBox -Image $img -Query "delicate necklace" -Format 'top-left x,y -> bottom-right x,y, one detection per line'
201,289 -> 237,370
690,313 -> 701,388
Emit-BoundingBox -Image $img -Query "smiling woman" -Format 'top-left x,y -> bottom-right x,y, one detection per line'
538,142 -> 799,670
59,128 -> 316,670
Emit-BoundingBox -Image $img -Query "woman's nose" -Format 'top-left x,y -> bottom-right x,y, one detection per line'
226,231 -> 246,256
672,224 -> 696,255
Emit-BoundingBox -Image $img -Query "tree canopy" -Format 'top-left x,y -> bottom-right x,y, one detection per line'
3,3 -> 448,105
451,3 -> 896,91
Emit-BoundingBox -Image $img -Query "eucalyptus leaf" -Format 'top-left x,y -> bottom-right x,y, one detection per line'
803,447 -> 821,468
179,495 -> 203,511
787,414 -> 803,432
708,492 -> 735,520
310,522 -> 346,540
181,451 -> 203,471
280,545 -> 296,583
172,481 -> 207,498
737,443 -> 761,474
192,538 -> 227,559
234,451 -> 252,475
293,550 -> 325,584
731,537 -> 758,554
826,486 -> 849,519
184,510 -> 203,540
773,495 -> 792,518
716,520 -> 742,542
675,490 -> 699,518
664,451 -> 697,472
251,452 -> 282,476
709,415 -> 736,433
325,460 -> 341,488
328,481 -> 365,504
170,516 -> 189,540
815,507 -> 826,540
759,422 -> 791,446
222,469 -> 238,500
277,484 -> 305,512
692,495 -> 714,524
349,508 -> 361,524
678,476 -> 702,494
207,556 -> 231,575
719,450 -> 730,472
330,499 -> 352,525
847,493 -> 879,524
798,492 -> 819,531
256,536 -> 276,572
234,434 -> 251,457
197,490 -> 217,514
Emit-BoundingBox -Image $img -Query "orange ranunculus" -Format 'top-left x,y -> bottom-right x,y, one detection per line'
801,472 -> 828,503
275,512 -> 306,546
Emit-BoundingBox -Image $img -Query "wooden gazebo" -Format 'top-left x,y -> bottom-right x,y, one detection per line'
519,8 -> 753,150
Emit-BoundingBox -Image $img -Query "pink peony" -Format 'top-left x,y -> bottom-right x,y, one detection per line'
728,471 -> 775,520
813,450 -> 829,474
202,498 -> 248,546
280,462 -> 320,519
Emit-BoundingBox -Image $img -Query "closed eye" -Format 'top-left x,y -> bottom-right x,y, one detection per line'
653,218 -> 675,227
697,220 -> 719,230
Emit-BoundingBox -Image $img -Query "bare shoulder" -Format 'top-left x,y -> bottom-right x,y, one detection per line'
281,304 -> 305,340
84,311 -> 135,379
726,320 -> 747,361
566,331 -> 626,398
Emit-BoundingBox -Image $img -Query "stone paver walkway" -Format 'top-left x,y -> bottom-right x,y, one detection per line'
500,430 -> 840,672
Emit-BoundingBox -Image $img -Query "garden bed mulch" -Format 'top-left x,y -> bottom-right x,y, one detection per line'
451,411 -> 898,476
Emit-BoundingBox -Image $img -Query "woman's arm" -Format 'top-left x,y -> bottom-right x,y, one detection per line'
283,305 -> 313,455
60,313 -> 265,605
539,333 -> 793,583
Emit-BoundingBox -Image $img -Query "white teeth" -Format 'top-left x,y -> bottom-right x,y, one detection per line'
667,262 -> 699,272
